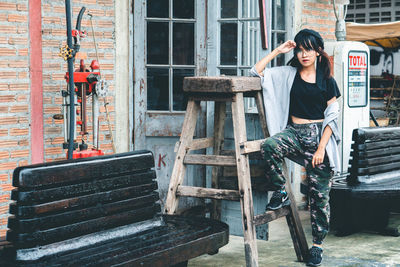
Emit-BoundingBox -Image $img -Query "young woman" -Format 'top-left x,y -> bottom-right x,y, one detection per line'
250,29 -> 341,266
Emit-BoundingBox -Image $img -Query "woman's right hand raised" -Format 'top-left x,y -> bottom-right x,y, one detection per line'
276,40 -> 296,54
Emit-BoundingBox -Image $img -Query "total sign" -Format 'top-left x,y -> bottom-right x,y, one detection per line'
348,52 -> 368,108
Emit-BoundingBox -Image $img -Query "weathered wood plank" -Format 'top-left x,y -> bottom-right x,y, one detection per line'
255,91 -> 270,138
253,206 -> 290,225
9,183 -> 158,218
8,194 -> 159,233
240,139 -> 265,154
183,155 -> 236,166
176,186 -> 240,201
211,101 -> 226,220
189,137 -> 215,150
183,76 -> 261,93
165,100 -> 200,214
11,171 -> 156,204
231,93 -> 258,266
13,151 -> 155,188
7,204 -> 161,248
353,126 -> 400,143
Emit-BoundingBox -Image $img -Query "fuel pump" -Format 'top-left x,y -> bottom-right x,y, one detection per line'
325,41 -> 370,173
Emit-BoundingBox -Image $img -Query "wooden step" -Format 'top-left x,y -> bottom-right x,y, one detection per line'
176,186 -> 241,201
240,139 -> 265,154
253,206 -> 290,226
183,155 -> 236,166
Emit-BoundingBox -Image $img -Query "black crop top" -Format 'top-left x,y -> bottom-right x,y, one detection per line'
289,72 -> 341,120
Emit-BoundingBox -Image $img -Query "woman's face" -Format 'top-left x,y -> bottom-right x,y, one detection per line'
296,45 -> 319,68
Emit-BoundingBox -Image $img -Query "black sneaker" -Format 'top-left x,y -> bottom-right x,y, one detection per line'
307,246 -> 323,266
266,190 -> 290,210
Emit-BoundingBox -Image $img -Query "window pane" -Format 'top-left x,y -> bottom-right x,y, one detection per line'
220,68 -> 237,75
275,0 -> 285,30
147,68 -> 169,110
173,0 -> 194,18
173,23 -> 195,65
220,23 -> 238,65
147,22 -> 169,64
221,0 -> 237,18
147,0 -> 169,18
173,69 -> 194,111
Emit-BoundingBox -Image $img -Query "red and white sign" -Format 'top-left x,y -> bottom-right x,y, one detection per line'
348,51 -> 368,107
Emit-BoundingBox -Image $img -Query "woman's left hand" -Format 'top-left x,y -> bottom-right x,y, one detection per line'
312,148 -> 325,168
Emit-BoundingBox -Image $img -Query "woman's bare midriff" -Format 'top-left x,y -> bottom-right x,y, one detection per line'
291,115 -> 324,124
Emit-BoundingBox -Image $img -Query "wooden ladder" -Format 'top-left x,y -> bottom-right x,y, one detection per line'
164,76 -> 308,267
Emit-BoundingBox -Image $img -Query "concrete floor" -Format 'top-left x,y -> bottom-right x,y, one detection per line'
189,210 -> 400,267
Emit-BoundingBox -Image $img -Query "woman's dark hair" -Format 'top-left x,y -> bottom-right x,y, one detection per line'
287,29 -> 332,79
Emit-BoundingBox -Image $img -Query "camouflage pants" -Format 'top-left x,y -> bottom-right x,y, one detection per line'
261,122 -> 333,245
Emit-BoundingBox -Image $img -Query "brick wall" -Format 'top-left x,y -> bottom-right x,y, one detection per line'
302,0 -> 337,41
0,0 -> 116,238
0,1 -> 29,238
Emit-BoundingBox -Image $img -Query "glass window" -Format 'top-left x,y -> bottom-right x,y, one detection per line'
173,23 -> 195,65
146,0 -> 196,112
173,69 -> 194,110
147,0 -> 169,18
221,0 -> 238,18
147,68 -> 169,111
147,22 -> 169,64
220,23 -> 238,65
173,0 -> 194,18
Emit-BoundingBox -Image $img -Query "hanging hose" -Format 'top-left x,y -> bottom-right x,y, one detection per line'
65,0 -> 75,160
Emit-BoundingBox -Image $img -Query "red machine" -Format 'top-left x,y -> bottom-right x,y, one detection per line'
59,6 -> 108,159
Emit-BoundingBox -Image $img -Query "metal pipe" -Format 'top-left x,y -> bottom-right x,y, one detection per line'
65,0 -> 75,159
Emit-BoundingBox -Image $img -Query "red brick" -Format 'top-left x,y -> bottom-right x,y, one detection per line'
18,48 -> 28,56
0,95 -> 15,103
10,128 -> 29,136
0,2 -> 16,10
11,150 -> 29,158
0,117 -> 18,125
7,14 -> 27,23
0,174 -> 8,183
9,83 -> 28,91
0,162 -> 17,171
0,184 -> 14,192
44,107 -> 61,114
0,152 -> 9,160
0,25 -> 16,33
0,72 -> 17,79
8,37 -> 28,45
18,72 -> 28,79
18,160 -> 28,167
0,129 -> 8,137
8,60 -> 28,68
0,48 -> 16,57
45,147 -> 63,155
0,205 -> 8,214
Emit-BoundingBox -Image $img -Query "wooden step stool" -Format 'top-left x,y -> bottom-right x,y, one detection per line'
164,76 -> 308,267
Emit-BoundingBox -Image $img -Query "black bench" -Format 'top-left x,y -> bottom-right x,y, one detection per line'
0,150 -> 229,266
330,126 -> 400,236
